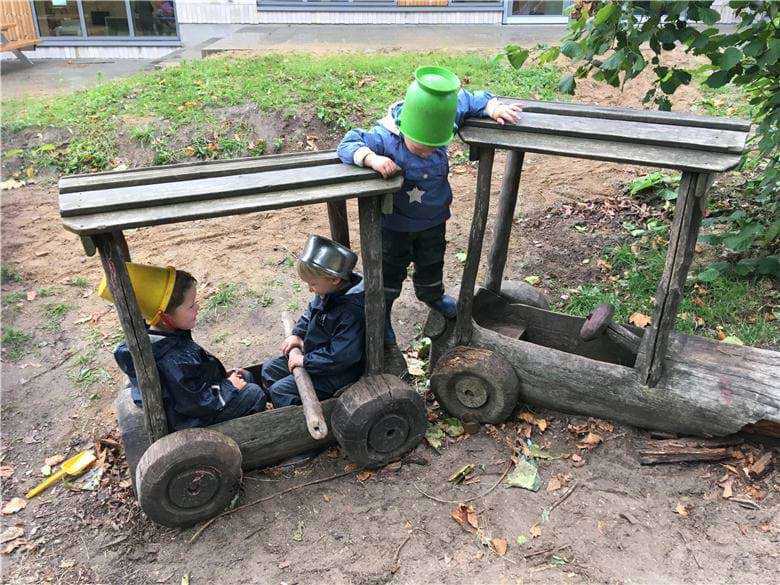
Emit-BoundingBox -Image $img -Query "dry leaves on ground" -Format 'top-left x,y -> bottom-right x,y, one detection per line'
674,503 -> 689,517
451,504 -> 479,531
578,432 -> 603,450
629,312 -> 652,327
490,538 -> 508,556
1,498 -> 27,515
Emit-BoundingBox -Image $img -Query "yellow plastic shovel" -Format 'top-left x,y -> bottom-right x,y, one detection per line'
25,450 -> 96,499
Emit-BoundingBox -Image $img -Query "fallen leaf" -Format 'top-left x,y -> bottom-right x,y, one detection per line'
516,534 -> 528,546
356,470 -> 372,482
0,466 -> 13,478
2,538 -> 28,554
571,453 -> 583,463
344,463 -> 358,473
578,432 -> 602,449
629,312 -> 651,328
406,357 -> 426,377
60,559 -> 75,569
404,520 -> 412,529
1,498 -> 27,515
451,504 -> 478,530
448,464 -> 475,484
26,290 -> 37,301
491,538 -> 508,556
546,474 -> 570,492
425,425 -> 445,450
44,455 -> 65,467
722,336 -> 744,345
441,418 -> 464,438
519,411 -> 537,425
505,458 -> 541,491
322,494 -> 331,503
595,420 -> 614,433
0,179 -> 25,190
530,523 -> 542,538
674,503 -> 689,517
721,478 -> 734,499
537,419 -> 548,432
384,461 -> 402,472
524,275 -> 541,286
0,527 -> 24,544
716,330 -> 727,341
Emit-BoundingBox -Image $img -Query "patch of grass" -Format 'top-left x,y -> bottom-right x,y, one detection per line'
2,327 -> 32,360
248,288 -> 274,308
1,52 -> 563,174
213,332 -> 229,344
69,363 -> 110,390
42,302 -> 71,331
130,125 -> 155,145
1,264 -> 22,284
558,239 -> 779,347
202,283 -> 239,317
2,292 -> 26,305
36,286 -> 57,298
286,299 -> 300,312
69,277 -> 90,289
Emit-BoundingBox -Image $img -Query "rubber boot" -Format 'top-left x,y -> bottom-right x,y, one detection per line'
426,294 -> 457,319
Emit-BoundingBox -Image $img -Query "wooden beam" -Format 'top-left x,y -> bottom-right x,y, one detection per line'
464,112 -> 747,154
491,98 -> 752,132
358,195 -> 385,375
485,150 -> 524,293
459,126 -> 742,173
327,200 -> 350,248
454,148 -> 495,346
59,151 -> 341,194
60,163 -> 376,217
637,172 -> 713,386
61,177 -> 403,236
94,233 -> 168,443
113,230 -> 131,262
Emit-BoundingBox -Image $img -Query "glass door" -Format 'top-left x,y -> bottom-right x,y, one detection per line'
504,0 -> 572,23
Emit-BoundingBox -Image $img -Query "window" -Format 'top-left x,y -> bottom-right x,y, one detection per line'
31,0 -> 178,39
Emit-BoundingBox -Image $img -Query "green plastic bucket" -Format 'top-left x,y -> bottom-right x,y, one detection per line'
398,66 -> 461,147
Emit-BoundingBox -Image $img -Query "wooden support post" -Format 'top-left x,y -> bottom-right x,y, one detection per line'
454,148 -> 496,346
112,230 -> 132,262
637,172 -> 713,386
358,195 -> 384,375
326,200 -> 350,248
94,232 -> 168,443
485,150 -> 525,293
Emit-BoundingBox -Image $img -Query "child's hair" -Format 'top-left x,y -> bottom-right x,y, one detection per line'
296,260 -> 341,282
165,270 -> 197,313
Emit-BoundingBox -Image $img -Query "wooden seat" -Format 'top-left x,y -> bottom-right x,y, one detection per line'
0,37 -> 36,52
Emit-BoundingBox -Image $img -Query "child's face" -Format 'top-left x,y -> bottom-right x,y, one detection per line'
302,275 -> 343,296
164,284 -> 199,330
403,136 -> 436,158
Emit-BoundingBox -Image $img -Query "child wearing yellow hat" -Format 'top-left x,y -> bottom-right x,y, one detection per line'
102,264 -> 267,430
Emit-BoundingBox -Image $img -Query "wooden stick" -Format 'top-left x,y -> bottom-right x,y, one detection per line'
282,312 -> 328,440
455,148 -> 496,345
522,544 -> 571,559
94,232 -> 168,442
485,150 -> 524,293
637,172 -> 712,386
358,195 -> 385,375
326,200 -> 350,248
188,469 -> 356,545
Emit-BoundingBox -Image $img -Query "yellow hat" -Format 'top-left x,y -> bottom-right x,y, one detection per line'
97,263 -> 177,326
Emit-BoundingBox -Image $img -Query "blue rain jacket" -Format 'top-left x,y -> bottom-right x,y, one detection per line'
337,89 -> 494,232
291,272 -> 365,380
115,329 -> 241,431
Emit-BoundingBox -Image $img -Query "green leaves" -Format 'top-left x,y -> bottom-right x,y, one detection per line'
593,2 -> 618,26
558,74 -> 576,94
720,47 -> 743,70
505,44 -> 530,69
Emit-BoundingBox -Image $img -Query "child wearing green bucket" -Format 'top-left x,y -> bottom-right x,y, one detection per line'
100,263 -> 268,431
337,66 -> 521,363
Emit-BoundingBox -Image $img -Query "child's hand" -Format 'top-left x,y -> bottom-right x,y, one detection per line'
287,352 -> 304,372
491,103 -> 523,125
281,335 -> 304,356
366,153 -> 401,179
228,371 -> 247,391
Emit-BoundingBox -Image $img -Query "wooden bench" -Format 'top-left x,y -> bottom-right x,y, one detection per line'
456,99 -> 752,387
1,22 -> 36,65
60,152 -> 403,442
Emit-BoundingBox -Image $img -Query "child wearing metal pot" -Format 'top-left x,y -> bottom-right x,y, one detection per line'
337,66 -> 521,357
109,266 -> 268,431
260,235 -> 366,407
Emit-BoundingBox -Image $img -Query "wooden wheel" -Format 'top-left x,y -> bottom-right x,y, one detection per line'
430,346 -> 519,423
331,374 -> 426,468
135,429 -> 242,528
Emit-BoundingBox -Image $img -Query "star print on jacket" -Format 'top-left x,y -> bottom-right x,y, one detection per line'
408,187 -> 425,204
